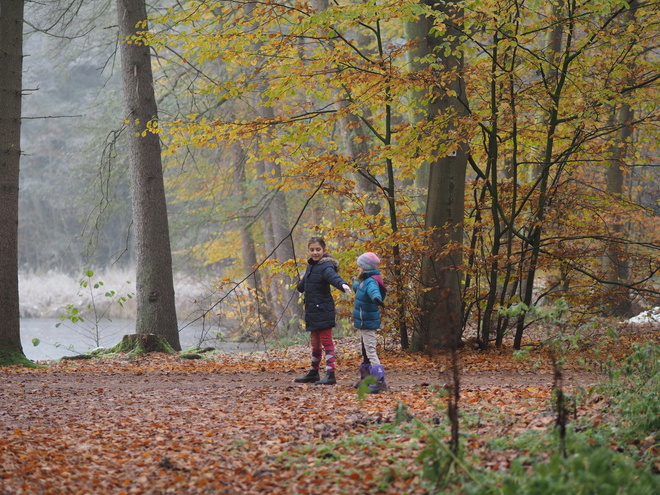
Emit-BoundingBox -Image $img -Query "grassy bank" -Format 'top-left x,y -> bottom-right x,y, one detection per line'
18,269 -> 211,320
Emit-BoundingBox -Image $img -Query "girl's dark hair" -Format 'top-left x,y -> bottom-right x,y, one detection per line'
308,236 -> 326,249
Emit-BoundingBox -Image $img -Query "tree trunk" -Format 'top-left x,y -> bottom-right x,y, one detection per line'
231,141 -> 276,327
117,0 -> 181,350
0,0 -> 32,366
405,11 -> 433,194
602,103 -> 632,317
602,1 -> 638,317
414,0 -> 467,353
230,143 -> 260,290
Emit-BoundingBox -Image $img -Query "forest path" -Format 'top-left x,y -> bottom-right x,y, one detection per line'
0,338 -> 614,494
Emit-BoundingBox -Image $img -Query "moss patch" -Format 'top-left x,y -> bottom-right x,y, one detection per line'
107,334 -> 175,357
61,354 -> 93,360
0,341 -> 46,368
179,353 -> 203,360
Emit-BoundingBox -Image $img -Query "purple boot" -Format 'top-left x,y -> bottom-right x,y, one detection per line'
353,362 -> 371,389
367,364 -> 387,394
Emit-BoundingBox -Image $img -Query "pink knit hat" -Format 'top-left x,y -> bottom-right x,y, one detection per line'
357,252 -> 380,270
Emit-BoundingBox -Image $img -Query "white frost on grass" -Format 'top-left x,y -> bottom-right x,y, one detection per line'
19,271 -> 82,318
19,269 -> 210,319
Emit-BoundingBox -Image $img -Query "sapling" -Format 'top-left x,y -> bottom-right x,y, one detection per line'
54,269 -> 134,349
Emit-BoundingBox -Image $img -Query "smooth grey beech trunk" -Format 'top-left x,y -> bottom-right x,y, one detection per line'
117,0 -> 181,350
0,0 -> 28,364
414,0 -> 468,353
603,102 -> 633,317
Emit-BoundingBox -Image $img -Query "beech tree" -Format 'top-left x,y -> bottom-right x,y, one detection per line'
0,0 -> 32,366
117,0 -> 180,350
147,1 -> 425,344
601,0 -> 638,317
141,0 -> 660,351
413,0 -> 468,353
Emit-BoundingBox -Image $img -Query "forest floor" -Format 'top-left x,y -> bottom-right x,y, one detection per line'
0,324 -> 655,494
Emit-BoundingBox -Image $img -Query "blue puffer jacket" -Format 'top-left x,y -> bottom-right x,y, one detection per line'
297,256 -> 349,332
352,270 -> 387,330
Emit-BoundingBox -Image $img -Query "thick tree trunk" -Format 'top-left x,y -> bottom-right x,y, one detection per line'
601,1 -> 637,317
603,103 -> 632,317
414,0 -> 467,353
230,143 -> 260,290
405,12 -> 433,194
0,0 -> 31,366
117,0 -> 181,350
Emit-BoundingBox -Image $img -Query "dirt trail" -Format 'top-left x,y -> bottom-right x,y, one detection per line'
0,344 -> 608,495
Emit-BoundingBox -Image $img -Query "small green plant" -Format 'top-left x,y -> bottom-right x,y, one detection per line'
30,338 -> 80,360
603,342 -> 660,437
56,269 -> 133,348
502,299 -> 569,330
417,423 -> 456,484
476,443 -> 660,495
394,402 -> 414,424
356,375 -> 377,400
31,338 -> 74,352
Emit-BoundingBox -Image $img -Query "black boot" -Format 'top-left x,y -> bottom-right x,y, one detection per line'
315,371 -> 336,385
294,369 -> 320,383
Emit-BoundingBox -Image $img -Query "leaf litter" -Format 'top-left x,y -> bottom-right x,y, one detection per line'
0,330 -> 642,494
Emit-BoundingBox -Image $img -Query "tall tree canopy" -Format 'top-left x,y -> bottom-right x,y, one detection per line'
130,0 -> 660,350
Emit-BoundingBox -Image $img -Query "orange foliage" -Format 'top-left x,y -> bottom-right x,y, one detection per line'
2,326 -> 655,493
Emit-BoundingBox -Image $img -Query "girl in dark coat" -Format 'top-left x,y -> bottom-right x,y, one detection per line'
294,236 -> 352,385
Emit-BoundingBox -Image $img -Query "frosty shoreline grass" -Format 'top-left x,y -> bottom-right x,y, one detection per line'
19,269 -> 660,330
18,269 -> 212,320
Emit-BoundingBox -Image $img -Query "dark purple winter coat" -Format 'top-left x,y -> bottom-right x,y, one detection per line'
297,256 -> 348,332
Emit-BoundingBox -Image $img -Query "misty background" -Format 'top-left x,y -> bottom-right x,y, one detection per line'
18,2 -> 233,359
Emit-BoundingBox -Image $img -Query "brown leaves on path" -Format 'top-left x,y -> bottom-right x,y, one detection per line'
0,336 -> 607,494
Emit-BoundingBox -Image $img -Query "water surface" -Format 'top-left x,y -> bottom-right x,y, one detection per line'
20,318 -> 263,362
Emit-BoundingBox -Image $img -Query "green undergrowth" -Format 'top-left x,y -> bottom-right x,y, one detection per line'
178,345 -> 217,359
271,331 -> 310,348
69,334 -> 176,359
453,428 -> 660,495
263,342 -> 660,494
68,342 -> 214,361
418,342 -> 660,494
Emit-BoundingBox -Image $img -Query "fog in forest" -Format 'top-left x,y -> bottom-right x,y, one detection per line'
18,3 -> 216,321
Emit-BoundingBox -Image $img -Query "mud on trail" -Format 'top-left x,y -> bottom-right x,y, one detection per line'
0,337 -> 605,494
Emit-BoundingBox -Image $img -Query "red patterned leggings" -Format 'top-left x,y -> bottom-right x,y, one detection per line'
310,328 -> 336,372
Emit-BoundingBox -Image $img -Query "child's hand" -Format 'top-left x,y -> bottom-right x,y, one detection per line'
342,284 -> 353,295
375,299 -> 385,308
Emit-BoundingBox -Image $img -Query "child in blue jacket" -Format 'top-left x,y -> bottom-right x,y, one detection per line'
352,252 -> 387,393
